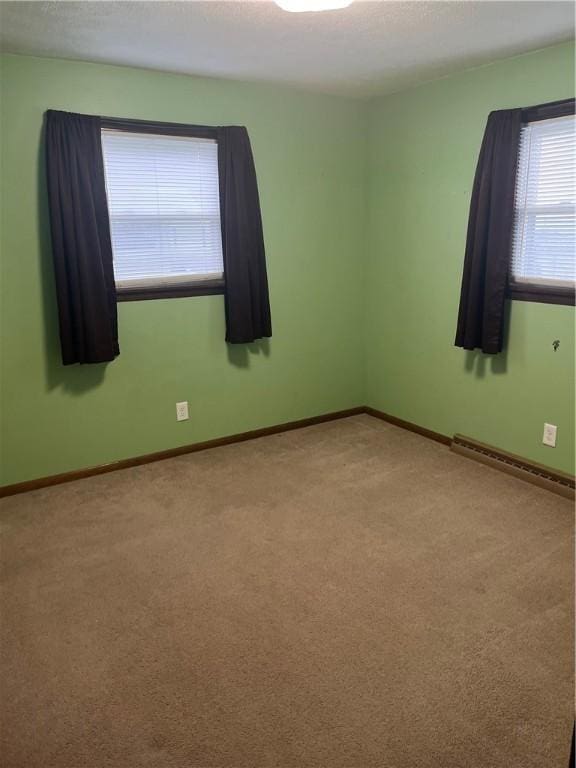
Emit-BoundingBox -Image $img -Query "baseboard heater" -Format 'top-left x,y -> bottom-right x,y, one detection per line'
451,434 -> 575,500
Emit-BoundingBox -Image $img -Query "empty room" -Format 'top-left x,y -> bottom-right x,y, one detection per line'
0,1 -> 574,766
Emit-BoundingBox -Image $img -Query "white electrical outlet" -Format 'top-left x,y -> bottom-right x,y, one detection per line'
176,401 -> 189,422
542,423 -> 557,448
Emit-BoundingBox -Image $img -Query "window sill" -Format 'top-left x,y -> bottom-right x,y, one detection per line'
116,280 -> 225,302
508,282 -> 575,307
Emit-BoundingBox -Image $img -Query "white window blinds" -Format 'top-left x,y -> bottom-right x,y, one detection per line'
510,114 -> 575,287
101,130 -> 224,289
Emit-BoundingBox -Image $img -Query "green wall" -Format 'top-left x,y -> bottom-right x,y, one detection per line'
366,43 -> 575,474
1,43 -> 574,486
0,54 -> 367,486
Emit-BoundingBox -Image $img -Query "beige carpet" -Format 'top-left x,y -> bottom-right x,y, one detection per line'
0,415 -> 573,768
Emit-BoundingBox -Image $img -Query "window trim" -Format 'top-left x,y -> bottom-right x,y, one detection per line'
101,116 -> 224,302
508,281 -> 575,306
116,278 -> 225,302
507,97 -> 575,306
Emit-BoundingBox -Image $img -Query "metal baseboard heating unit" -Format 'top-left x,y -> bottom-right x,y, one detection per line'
451,434 -> 575,500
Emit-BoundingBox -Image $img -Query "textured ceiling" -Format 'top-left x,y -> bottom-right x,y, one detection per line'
0,1 -> 573,98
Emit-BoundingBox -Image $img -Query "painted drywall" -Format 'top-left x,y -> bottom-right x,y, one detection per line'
0,54 -> 368,486
1,44 -> 574,487
366,43 -> 575,474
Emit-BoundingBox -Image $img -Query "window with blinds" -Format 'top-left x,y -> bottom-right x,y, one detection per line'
101,130 -> 224,291
510,114 -> 575,288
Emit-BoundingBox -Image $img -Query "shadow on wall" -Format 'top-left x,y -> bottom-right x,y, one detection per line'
37,130 -> 109,396
227,337 -> 271,369
463,302 -> 511,378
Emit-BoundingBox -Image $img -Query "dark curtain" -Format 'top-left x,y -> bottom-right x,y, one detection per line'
217,126 -> 272,344
45,110 -> 119,365
455,108 -> 522,354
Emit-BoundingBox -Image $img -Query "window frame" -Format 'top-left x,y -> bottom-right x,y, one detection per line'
507,98 -> 575,307
100,116 -> 225,302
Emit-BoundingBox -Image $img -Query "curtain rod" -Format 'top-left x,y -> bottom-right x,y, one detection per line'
100,115 -> 219,139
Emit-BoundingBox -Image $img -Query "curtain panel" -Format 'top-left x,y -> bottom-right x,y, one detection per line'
45,110 -> 119,365
217,126 -> 272,344
455,108 -> 522,354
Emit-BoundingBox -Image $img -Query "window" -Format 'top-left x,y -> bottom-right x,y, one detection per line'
101,129 -> 224,300
510,112 -> 575,305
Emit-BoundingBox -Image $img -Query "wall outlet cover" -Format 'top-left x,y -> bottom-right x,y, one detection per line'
176,401 -> 189,422
542,423 -> 557,448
